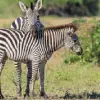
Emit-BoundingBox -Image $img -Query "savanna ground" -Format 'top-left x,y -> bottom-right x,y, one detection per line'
1,16 -> 100,100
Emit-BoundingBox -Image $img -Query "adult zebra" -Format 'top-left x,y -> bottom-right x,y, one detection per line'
10,0 -> 44,98
0,0 -> 43,99
0,14 -> 83,99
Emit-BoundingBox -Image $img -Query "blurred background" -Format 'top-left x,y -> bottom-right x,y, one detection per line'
0,0 -> 100,17
1,0 -> 100,99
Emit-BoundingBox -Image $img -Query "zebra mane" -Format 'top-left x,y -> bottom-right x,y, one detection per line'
43,23 -> 77,32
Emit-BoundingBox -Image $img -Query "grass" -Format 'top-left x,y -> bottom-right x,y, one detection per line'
2,55 -> 100,99
0,16 -> 100,99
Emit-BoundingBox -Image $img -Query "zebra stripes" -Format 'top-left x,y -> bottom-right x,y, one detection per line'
11,17 -> 24,30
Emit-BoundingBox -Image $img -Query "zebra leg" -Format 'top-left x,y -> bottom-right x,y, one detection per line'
0,63 -> 4,99
26,61 -> 37,97
0,64 -> 4,99
39,60 -> 48,98
0,54 -> 7,99
14,61 -> 22,98
24,61 -> 32,98
24,60 -> 38,98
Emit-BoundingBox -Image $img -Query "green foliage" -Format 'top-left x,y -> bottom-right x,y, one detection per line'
64,19 -> 100,65
65,19 -> 100,65
0,0 -> 99,17
78,35 -> 93,63
72,18 -> 87,26
90,21 -> 100,64
79,20 -> 100,64
64,55 -> 81,64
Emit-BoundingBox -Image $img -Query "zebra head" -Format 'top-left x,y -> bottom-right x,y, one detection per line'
18,0 -> 43,32
64,25 -> 83,55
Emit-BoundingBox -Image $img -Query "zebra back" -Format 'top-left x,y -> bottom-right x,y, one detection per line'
11,17 -> 24,30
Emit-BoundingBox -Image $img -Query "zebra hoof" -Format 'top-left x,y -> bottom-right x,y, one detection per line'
24,94 -> 29,99
0,93 -> 4,99
24,95 -> 29,100
40,92 -> 48,99
24,92 -> 37,99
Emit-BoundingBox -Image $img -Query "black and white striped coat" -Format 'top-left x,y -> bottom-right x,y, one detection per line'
10,16 -> 44,96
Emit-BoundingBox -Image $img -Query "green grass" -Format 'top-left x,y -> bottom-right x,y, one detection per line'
2,58 -> 100,99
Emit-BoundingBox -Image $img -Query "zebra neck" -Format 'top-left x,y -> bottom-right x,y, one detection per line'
21,18 -> 30,32
43,28 -> 65,53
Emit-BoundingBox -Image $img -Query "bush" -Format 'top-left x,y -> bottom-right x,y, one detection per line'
90,21 -> 100,64
81,21 -> 100,64
64,55 -> 81,64
64,20 -> 100,65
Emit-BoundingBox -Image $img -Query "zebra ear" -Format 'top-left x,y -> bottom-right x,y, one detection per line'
35,0 -> 42,10
19,1 -> 28,12
30,2 -> 34,10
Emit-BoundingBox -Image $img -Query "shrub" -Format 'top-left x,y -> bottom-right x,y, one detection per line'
64,55 -> 81,64
81,20 -> 100,64
90,21 -> 100,64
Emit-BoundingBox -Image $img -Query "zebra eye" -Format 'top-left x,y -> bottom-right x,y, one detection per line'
37,16 -> 39,20
24,17 -> 28,20
72,34 -> 78,42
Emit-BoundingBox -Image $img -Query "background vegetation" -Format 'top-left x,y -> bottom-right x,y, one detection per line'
0,0 -> 100,17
